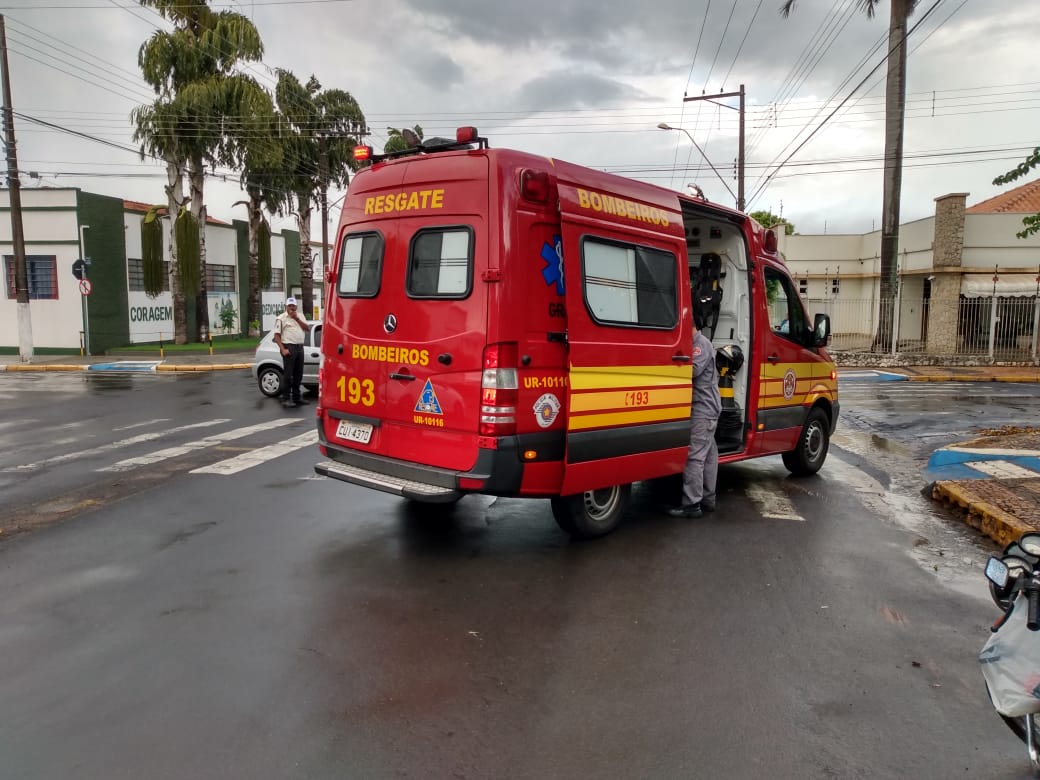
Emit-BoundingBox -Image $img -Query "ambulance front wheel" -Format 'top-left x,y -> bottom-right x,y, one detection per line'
782,407 -> 830,476
550,484 -> 631,539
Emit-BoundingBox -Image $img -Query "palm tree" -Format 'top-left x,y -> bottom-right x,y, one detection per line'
384,125 -> 424,154
275,70 -> 367,315
135,0 -> 265,341
131,100 -> 189,343
782,0 -> 916,351
225,90 -> 285,337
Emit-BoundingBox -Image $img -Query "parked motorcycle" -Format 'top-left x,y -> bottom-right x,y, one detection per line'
982,532 -> 1040,774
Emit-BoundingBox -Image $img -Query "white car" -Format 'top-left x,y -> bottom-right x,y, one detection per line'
251,321 -> 321,397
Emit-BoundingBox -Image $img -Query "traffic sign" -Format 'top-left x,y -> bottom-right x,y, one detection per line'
72,258 -> 89,280
79,278 -> 92,296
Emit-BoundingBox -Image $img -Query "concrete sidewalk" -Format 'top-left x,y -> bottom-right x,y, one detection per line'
0,350 -> 254,372
929,428 -> 1040,548
839,365 -> 1040,383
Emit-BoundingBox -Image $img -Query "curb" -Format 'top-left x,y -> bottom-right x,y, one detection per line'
908,375 -> 1040,383
1,363 -> 250,373
932,480 -> 1036,548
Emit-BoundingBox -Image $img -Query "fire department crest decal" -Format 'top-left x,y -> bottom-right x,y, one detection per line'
415,379 -> 443,414
782,369 -> 798,400
540,235 -> 565,295
534,393 -> 561,428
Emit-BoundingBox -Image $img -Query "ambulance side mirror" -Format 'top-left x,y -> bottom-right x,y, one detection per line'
812,313 -> 831,347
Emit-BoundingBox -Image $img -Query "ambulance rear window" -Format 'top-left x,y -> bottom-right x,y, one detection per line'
337,232 -> 383,297
581,237 -> 677,329
407,227 -> 473,299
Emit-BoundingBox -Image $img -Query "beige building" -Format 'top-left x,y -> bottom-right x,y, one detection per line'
775,178 -> 1040,359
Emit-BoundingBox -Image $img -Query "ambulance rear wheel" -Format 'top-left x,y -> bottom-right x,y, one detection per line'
550,484 -> 631,539
782,407 -> 830,476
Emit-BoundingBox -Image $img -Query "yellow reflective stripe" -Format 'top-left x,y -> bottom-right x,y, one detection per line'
568,405 -> 691,431
569,364 -> 692,390
569,387 -> 692,413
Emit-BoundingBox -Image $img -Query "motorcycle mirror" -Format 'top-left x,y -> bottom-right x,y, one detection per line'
1018,533 -> 1040,557
986,556 -> 1010,589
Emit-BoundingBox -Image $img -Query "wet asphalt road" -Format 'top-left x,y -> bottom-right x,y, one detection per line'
1,372 -> 1040,779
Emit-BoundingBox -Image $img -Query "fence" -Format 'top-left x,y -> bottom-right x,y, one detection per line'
804,294 -> 1040,360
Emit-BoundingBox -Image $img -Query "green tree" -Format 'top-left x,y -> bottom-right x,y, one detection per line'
993,147 -> 1040,239
783,0 -> 917,351
384,125 -> 424,154
135,0 -> 265,341
275,70 -> 367,315
226,89 -> 283,337
749,209 -> 795,235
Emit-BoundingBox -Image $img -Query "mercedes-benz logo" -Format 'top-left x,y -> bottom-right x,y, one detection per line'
383,313 -> 397,334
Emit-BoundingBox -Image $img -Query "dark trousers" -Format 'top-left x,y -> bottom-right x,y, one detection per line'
281,343 -> 304,401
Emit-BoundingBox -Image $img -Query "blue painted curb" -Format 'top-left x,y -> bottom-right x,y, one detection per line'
838,370 -> 908,382
87,361 -> 161,372
926,447 -> 1040,481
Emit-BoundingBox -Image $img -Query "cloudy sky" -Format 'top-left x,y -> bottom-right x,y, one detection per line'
2,0 -> 1036,237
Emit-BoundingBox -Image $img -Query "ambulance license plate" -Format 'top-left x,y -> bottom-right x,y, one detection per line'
337,420 -> 372,444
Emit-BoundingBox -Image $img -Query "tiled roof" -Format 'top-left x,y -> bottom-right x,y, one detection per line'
123,199 -> 229,226
967,177 -> 1040,214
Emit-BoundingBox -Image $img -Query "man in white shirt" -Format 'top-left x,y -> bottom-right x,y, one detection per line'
273,296 -> 311,408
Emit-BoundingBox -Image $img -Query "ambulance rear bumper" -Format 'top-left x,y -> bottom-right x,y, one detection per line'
315,459 -> 463,503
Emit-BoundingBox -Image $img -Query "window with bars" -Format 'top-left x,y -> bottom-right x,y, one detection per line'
798,278 -> 808,296
127,258 -> 170,292
4,255 -> 58,299
264,268 -> 284,292
831,278 -> 840,295
205,264 -> 237,292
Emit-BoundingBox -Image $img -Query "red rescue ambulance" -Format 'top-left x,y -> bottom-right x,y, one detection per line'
314,127 -> 839,538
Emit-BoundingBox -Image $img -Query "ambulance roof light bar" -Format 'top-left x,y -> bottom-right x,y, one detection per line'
353,126 -> 489,165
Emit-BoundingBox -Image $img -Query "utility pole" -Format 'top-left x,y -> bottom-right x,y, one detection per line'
683,84 -> 745,212
0,15 -> 32,361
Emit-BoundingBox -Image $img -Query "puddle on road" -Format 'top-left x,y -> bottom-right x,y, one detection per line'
829,430 -> 997,602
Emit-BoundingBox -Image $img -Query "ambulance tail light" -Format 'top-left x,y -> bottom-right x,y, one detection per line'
521,169 -> 552,204
353,145 -> 373,162
479,342 -> 519,436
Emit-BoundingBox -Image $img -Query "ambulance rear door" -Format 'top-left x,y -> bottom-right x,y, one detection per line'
555,169 -> 693,494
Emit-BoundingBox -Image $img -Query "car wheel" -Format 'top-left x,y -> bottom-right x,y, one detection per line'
550,484 -> 631,539
257,366 -> 284,398
781,407 -> 830,475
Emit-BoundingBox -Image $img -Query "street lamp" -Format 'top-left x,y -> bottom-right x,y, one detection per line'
657,122 -> 737,206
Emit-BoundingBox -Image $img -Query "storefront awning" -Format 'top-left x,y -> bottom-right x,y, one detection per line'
961,273 -> 1040,298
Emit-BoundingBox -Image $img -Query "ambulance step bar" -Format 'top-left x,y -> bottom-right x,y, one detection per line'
315,460 -> 463,503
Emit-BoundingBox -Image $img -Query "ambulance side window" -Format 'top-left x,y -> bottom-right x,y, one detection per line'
407,227 -> 473,299
765,267 -> 809,343
337,232 -> 383,297
581,237 -> 677,329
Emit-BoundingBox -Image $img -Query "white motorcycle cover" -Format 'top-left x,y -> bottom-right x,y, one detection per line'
980,593 -> 1040,717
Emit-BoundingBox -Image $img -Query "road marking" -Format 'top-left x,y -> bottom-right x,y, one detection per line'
964,460 -> 1040,479
114,418 -> 171,431
190,430 -> 318,475
100,419 -> 301,472
745,482 -> 804,521
946,446 -> 1040,457
4,419 -> 231,473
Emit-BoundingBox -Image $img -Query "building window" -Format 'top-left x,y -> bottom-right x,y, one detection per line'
205,264 -> 237,292
127,258 -> 170,292
798,278 -> 808,296
4,255 -> 58,299
831,278 -> 840,295
581,237 -> 677,329
264,268 -> 285,292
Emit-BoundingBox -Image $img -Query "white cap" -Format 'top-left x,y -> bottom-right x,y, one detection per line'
285,296 -> 298,306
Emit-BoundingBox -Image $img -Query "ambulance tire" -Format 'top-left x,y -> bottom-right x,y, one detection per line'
550,484 -> 631,539
782,407 -> 830,476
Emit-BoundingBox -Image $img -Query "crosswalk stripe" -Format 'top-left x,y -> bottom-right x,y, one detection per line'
964,460 -> 1040,479
745,482 -> 805,521
190,430 -> 318,475
4,418 -> 231,473
99,418 -> 302,473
